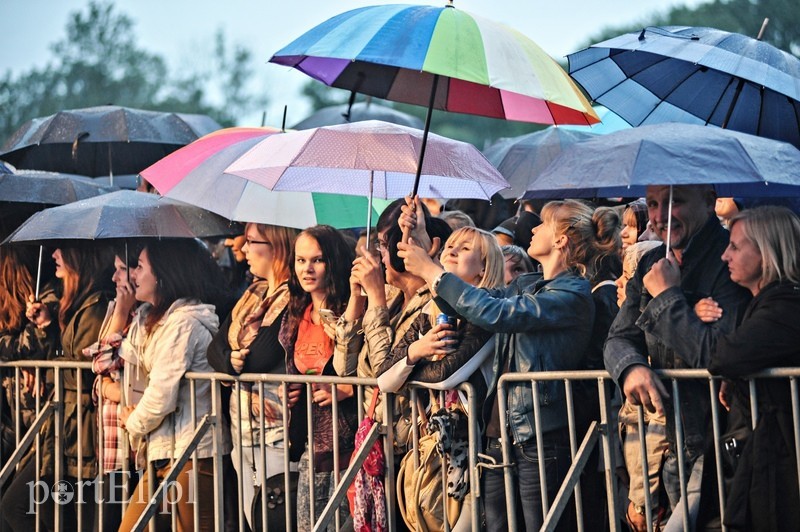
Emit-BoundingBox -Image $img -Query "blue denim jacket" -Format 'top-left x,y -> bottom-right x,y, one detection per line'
604,215 -> 751,455
436,270 -> 594,443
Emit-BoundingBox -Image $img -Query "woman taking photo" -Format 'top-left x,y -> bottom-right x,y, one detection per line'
399,199 -> 609,531
1,243 -> 113,531
117,239 -> 231,532
281,225 -> 358,531
207,222 -> 298,529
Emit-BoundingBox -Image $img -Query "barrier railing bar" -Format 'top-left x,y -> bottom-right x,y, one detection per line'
0,401 -> 55,486
671,380 -> 690,531
542,421 -> 599,532
708,378 -> 728,532
130,414 -> 214,532
636,404 -> 654,532
564,379 -> 585,532
314,421 -> 381,532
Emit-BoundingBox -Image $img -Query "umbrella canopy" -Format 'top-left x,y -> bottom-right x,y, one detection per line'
484,128 -> 597,199
141,127 -> 392,229
293,101 -> 424,130
568,26 -> 800,147
3,190 -> 238,245
224,120 -> 509,200
271,4 -> 598,126
1,105 -> 222,176
522,122 -> 800,199
0,169 -> 115,205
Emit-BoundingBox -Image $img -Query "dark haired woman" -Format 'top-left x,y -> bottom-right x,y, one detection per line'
281,225 -> 358,531
117,239 -> 231,531
1,244 -> 113,531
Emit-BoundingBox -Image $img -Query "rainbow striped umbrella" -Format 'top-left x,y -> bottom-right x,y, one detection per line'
271,3 -> 598,194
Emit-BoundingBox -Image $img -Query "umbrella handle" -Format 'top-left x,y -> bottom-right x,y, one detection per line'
34,245 -> 43,301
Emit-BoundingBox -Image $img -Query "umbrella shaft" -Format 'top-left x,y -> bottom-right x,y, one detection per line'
412,74 -> 440,197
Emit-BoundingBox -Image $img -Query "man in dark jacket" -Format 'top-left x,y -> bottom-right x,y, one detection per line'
604,185 -> 751,526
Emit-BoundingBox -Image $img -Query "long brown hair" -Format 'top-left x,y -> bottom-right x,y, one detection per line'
57,245 -> 114,329
0,247 -> 36,332
141,239 -> 231,334
286,226 -> 353,336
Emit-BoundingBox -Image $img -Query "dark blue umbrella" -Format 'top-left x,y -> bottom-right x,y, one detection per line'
568,26 -> 800,147
522,123 -> 800,200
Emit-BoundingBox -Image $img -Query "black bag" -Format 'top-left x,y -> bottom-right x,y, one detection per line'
251,472 -> 299,532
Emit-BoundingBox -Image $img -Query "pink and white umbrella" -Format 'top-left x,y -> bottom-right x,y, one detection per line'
224,120 -> 509,200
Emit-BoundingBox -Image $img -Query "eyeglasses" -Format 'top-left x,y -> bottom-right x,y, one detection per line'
245,238 -> 272,247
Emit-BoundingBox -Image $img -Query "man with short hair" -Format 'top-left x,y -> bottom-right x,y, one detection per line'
604,185 -> 751,526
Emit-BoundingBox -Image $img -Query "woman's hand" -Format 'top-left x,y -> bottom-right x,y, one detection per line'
322,320 -> 336,340
643,253 -> 681,298
26,295 -> 52,329
230,348 -> 250,373
280,383 -> 303,409
719,380 -> 732,411
351,250 -> 386,303
311,383 -> 354,407
119,405 -> 136,429
115,278 -> 137,317
407,323 -> 458,364
694,297 -> 722,323
397,238 -> 443,285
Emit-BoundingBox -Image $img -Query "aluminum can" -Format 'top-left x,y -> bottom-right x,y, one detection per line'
436,313 -> 456,327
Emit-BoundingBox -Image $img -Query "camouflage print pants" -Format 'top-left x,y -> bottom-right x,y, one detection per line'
296,451 -> 352,531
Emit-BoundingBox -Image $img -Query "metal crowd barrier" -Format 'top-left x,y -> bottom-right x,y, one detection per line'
2,360 -> 800,532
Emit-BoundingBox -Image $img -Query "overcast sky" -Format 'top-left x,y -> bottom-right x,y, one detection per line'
2,0 -> 704,125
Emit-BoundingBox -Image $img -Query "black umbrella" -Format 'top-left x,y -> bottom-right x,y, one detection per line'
0,105 -> 222,177
0,169 -> 115,206
3,190 -> 239,245
292,101 -> 424,130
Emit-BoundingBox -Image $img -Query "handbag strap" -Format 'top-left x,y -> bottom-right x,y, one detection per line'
366,386 -> 380,419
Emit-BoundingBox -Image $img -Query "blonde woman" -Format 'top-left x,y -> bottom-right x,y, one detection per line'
378,227 -> 503,393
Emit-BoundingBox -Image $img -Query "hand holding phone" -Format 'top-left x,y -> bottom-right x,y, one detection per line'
319,308 -> 339,325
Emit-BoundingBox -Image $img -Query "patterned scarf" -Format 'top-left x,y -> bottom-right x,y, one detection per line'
227,280 -> 290,351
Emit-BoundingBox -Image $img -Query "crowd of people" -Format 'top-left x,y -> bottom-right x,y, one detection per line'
1,187 -> 799,532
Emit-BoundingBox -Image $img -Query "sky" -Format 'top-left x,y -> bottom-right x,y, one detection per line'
1,0 -> 705,126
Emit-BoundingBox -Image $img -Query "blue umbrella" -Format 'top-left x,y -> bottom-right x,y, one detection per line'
484,128 -> 597,199
568,26 -> 800,147
522,122 -> 800,200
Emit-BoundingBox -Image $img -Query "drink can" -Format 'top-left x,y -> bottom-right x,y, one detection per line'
436,313 -> 456,327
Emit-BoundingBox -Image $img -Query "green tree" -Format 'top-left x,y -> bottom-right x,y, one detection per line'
0,1 -> 267,143
582,0 -> 800,56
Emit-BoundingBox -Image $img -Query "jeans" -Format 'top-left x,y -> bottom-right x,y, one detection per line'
483,433 -> 570,532
296,451 -> 351,532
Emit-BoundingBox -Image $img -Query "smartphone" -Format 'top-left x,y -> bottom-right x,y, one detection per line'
319,308 -> 338,325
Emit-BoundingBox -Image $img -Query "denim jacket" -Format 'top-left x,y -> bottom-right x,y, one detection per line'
436,270 -> 594,443
604,215 -> 751,455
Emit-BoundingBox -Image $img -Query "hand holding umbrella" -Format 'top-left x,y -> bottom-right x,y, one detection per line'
642,252 -> 682,298
26,295 -> 51,329
397,238 -> 444,288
